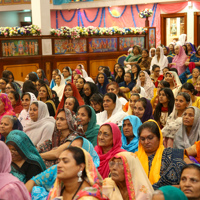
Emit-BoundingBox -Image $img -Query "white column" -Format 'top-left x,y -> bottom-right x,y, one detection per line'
31,0 -> 52,55
187,5 -> 194,44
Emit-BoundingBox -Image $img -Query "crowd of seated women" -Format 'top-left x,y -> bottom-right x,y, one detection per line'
1,40 -> 200,200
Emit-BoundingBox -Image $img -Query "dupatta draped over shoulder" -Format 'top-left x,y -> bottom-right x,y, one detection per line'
171,45 -> 188,75
121,116 -> 142,153
0,141 -> 31,200
95,122 -> 126,179
103,152 -> 153,200
96,95 -> 128,126
136,120 -> 186,189
174,106 -> 200,149
47,148 -> 108,200
24,101 -> 55,146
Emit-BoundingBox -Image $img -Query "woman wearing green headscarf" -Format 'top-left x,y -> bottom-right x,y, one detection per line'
152,185 -> 188,200
77,105 -> 99,146
124,45 -> 142,66
6,130 -> 46,183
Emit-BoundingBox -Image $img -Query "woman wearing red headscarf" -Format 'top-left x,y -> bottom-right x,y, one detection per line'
95,122 -> 126,179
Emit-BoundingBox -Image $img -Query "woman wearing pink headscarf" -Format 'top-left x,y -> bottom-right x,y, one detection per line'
169,45 -> 188,75
0,141 -> 30,199
95,122 -> 126,179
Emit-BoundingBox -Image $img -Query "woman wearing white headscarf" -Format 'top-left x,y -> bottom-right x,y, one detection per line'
24,101 -> 55,147
77,64 -> 88,78
52,73 -> 66,101
177,34 -> 187,46
149,47 -> 156,58
150,46 -> 169,71
18,92 -> 37,130
136,71 -> 155,99
96,93 -> 127,126
173,106 -> 200,149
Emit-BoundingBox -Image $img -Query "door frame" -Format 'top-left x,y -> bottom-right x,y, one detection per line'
194,12 -> 200,46
161,13 -> 187,46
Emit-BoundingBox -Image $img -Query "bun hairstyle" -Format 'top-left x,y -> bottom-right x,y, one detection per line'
181,83 -> 198,96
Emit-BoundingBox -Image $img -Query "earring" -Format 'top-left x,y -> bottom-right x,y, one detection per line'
77,171 -> 83,182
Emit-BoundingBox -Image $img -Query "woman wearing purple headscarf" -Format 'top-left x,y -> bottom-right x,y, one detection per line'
133,97 -> 154,123
0,141 -> 30,200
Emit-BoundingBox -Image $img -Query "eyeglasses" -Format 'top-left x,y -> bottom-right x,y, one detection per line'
109,161 -> 124,168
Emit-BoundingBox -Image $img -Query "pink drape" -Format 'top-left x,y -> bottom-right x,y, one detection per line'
194,1 -> 200,10
158,2 -> 188,13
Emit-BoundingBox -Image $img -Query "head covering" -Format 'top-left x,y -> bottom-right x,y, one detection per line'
159,186 -> 188,200
6,130 -> 46,171
149,47 -> 156,57
174,106 -> 200,149
85,77 -> 95,83
52,73 -> 66,101
12,82 -> 22,97
81,106 -> 99,146
96,95 -> 128,126
177,34 -> 187,46
165,71 -> 182,88
140,98 -> 154,123
150,46 -> 169,71
18,92 -> 37,130
140,86 -> 146,97
0,141 -> 31,200
187,42 -> 196,54
47,148 -> 106,200
136,119 -> 165,185
55,83 -> 84,117
103,152 -> 154,200
24,101 -> 55,146
95,122 -> 126,179
50,69 -> 62,89
83,82 -> 99,105
97,73 -> 109,95
171,45 -> 188,75
136,71 -> 155,99
77,64 -> 89,78
121,116 -> 142,153
71,136 -> 100,168
0,93 -> 15,121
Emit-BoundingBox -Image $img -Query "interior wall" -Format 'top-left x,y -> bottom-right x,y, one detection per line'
0,11 -> 19,27
18,12 -> 32,25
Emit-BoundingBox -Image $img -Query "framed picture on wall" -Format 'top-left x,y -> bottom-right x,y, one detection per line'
149,27 -> 156,48
119,37 -> 145,51
4,0 -> 12,4
13,0 -> 21,3
54,38 -> 87,54
88,38 -> 117,53
2,39 -> 39,57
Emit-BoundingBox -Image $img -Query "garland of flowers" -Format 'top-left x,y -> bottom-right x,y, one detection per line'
50,26 -> 147,39
83,8 -> 100,23
108,6 -> 127,18
0,25 -> 41,37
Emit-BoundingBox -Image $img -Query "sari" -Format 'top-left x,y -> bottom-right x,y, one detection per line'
96,95 -> 128,126
31,136 -> 100,200
170,45 -> 188,75
125,45 -> 142,62
38,84 -> 56,116
103,152 -> 153,200
173,106 -> 200,149
0,93 -> 15,121
158,186 -> 188,200
136,71 -> 155,99
137,56 -> 152,71
136,120 -> 186,189
18,92 -> 37,129
47,148 -> 107,200
55,83 -> 84,117
121,116 -> 142,153
95,122 -> 126,179
6,130 -> 46,183
52,73 -> 66,101
150,46 -> 169,71
0,141 -> 31,200
24,101 -> 55,147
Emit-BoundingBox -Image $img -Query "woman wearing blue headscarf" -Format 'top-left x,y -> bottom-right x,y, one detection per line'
26,136 -> 100,200
96,73 -> 109,95
121,115 -> 142,153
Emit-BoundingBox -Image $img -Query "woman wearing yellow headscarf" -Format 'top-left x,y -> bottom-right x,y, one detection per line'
136,119 -> 186,189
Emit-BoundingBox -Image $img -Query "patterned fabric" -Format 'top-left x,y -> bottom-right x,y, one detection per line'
6,130 -> 46,183
150,148 -> 186,190
0,93 -> 15,121
47,148 -> 108,200
103,152 -> 153,200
